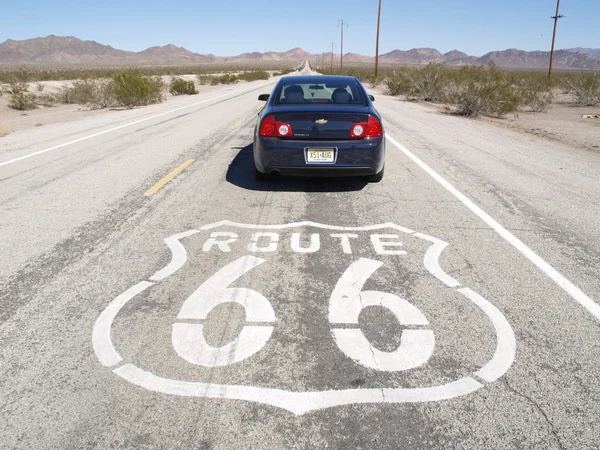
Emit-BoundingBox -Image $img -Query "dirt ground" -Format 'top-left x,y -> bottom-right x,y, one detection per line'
2,81 -> 599,151
484,93 -> 600,152
363,84 -> 600,152
0,75 -> 225,135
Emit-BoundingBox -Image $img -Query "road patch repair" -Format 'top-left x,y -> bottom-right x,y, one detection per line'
93,221 -> 515,415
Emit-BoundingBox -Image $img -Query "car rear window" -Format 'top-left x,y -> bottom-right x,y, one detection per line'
274,81 -> 367,106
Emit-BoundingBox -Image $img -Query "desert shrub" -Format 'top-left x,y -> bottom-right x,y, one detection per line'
214,73 -> 238,85
196,74 -> 211,85
6,80 -> 37,110
111,71 -> 164,108
563,73 -> 600,106
169,78 -> 198,95
404,63 -> 449,102
237,70 -> 270,81
197,73 -> 239,85
61,78 -> 98,104
517,78 -> 554,112
384,69 -> 412,96
93,80 -> 118,108
450,63 -> 523,117
35,92 -> 58,107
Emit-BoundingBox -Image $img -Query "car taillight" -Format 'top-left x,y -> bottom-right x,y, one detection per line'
350,115 -> 382,139
259,115 -> 293,137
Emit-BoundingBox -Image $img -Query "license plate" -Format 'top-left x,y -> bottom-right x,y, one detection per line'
306,148 -> 335,163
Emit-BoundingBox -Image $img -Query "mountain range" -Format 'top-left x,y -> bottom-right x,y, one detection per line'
1,35 -> 599,70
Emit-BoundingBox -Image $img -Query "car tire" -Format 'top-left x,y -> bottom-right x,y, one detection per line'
367,167 -> 384,183
255,167 -> 269,181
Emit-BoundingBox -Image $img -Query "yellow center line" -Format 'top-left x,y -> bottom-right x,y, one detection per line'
230,118 -> 246,129
144,159 -> 194,196
257,105 -> 264,111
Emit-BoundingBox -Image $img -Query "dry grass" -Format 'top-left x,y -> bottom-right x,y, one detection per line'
0,121 -> 11,137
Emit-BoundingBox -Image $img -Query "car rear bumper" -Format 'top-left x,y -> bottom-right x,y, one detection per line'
254,137 -> 385,176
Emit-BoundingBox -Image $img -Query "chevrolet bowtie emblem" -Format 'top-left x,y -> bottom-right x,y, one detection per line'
315,119 -> 328,125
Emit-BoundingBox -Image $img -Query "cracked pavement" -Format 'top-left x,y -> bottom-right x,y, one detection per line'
1,72 -> 599,449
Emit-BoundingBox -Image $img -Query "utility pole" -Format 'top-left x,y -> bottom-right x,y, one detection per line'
375,0 -> 382,78
338,18 -> 348,70
330,42 -> 335,71
548,0 -> 564,82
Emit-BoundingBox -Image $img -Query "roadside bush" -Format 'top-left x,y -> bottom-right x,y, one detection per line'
94,80 -> 119,108
518,78 -> 554,112
197,73 -> 239,85
111,71 -> 164,108
61,78 -> 98,105
6,80 -> 37,110
563,73 -> 600,106
405,63 -> 449,102
35,92 -> 58,107
169,78 -> 198,95
238,70 -> 270,82
450,64 -> 523,118
384,69 -> 411,96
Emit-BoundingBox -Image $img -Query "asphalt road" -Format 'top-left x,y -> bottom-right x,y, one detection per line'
1,64 -> 599,449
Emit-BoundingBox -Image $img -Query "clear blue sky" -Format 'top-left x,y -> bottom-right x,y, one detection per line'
1,0 -> 598,56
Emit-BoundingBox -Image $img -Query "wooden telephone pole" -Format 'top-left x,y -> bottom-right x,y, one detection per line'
375,0 -> 382,78
338,18 -> 348,70
548,0 -> 564,81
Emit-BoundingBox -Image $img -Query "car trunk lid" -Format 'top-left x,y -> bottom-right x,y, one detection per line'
272,107 -> 370,141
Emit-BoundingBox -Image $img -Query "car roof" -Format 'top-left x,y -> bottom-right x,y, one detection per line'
280,75 -> 359,84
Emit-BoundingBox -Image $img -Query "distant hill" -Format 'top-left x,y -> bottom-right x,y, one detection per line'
1,36 -> 599,70
563,47 -> 600,60
476,49 -> 599,69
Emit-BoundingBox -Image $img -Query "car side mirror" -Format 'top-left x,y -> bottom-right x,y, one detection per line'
258,94 -> 270,101
369,95 -> 375,102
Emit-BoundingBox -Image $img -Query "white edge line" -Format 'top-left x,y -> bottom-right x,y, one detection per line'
386,133 -> 600,322
0,82 -> 273,168
92,281 -> 154,367
149,230 -> 200,282
458,287 -> 516,382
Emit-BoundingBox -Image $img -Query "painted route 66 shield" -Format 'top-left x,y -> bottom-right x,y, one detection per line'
93,221 -> 515,415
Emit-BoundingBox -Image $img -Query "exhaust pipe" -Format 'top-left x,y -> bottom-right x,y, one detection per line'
270,170 -> 281,176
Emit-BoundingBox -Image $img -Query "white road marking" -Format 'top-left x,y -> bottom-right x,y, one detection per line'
93,281 -> 154,367
414,233 -> 461,288
202,232 -> 238,252
386,133 -> 600,322
149,230 -> 200,282
329,258 -> 434,371
114,363 -> 484,415
459,288 -> 516,383
93,223 -> 516,414
248,232 -> 279,253
173,256 -> 275,367
290,232 -> 320,253
0,82 -> 273,168
370,234 -> 407,255
330,233 -> 358,254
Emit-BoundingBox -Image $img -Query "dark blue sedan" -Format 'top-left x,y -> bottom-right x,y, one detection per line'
254,75 -> 385,182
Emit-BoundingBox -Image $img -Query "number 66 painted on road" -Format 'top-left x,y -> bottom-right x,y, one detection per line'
172,256 -> 434,371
